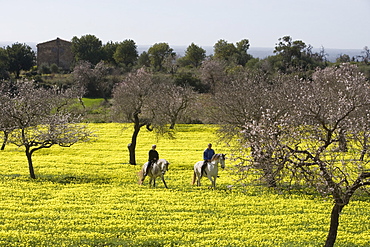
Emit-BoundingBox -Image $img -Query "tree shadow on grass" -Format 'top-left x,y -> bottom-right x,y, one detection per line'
42,175 -> 113,185
0,174 -> 115,185
0,174 -> 22,180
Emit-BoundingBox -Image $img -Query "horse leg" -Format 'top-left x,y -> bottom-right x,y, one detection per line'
192,171 -> 196,185
152,177 -> 156,187
161,175 -> 168,189
207,175 -> 215,189
197,173 -> 201,186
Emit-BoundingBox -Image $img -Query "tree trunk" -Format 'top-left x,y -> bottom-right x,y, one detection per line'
359,132 -> 368,161
169,112 -> 179,129
262,167 -> 277,187
78,97 -> 86,109
25,147 -> 36,179
324,203 -> 345,247
128,123 -> 141,165
337,128 -> 348,152
252,147 -> 277,187
1,131 -> 8,150
128,143 -> 136,165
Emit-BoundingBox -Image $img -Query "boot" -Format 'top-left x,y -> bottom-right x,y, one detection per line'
201,161 -> 207,177
144,162 -> 151,176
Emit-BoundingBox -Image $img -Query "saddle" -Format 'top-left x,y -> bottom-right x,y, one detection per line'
144,161 -> 156,176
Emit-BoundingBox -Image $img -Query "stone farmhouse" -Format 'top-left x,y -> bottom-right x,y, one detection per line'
37,38 -> 74,70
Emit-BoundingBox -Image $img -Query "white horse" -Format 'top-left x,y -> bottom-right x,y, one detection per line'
192,154 -> 226,188
138,159 -> 170,188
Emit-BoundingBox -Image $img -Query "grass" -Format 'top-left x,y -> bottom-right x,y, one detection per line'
0,123 -> 369,246
76,98 -> 112,123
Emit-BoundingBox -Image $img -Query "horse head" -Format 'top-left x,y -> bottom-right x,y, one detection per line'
159,159 -> 170,175
212,153 -> 226,169
220,154 -> 226,169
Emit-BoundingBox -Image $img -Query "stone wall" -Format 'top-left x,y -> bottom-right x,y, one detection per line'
37,38 -> 73,70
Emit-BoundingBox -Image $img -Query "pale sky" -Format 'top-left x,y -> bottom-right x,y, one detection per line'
1,0 -> 369,49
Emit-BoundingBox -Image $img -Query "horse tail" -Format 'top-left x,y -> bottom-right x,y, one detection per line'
192,170 -> 196,185
138,169 -> 144,185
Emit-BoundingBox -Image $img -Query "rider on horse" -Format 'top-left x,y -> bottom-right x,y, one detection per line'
202,143 -> 215,177
143,144 -> 159,177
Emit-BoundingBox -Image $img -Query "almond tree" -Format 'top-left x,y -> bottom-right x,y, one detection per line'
153,76 -> 196,129
212,68 -> 289,187
0,81 -> 15,150
112,69 -> 194,164
215,64 -> 370,247
199,59 -> 227,94
112,69 -> 157,165
72,60 -> 114,102
1,80 -> 92,179
347,91 -> 370,161
283,64 -> 370,247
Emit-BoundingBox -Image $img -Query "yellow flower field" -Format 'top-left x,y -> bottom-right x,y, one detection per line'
0,123 -> 369,246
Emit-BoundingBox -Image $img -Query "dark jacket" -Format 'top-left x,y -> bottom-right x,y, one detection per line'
149,149 -> 159,162
203,148 -> 215,161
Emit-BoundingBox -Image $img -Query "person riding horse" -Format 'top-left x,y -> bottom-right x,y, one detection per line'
202,143 -> 215,177
143,144 -> 159,177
